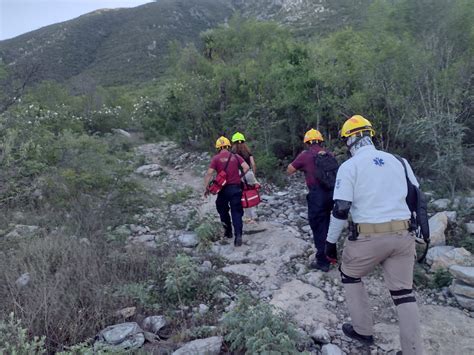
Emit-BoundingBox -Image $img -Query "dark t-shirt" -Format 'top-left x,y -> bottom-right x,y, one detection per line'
291,145 -> 327,188
209,150 -> 245,185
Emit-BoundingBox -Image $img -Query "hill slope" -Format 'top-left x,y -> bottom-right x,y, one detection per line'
0,0 -> 372,86
0,0 -> 234,86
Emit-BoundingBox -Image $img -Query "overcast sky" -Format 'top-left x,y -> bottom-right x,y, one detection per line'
0,0 -> 154,40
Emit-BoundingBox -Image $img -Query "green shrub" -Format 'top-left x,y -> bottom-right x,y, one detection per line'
164,254 -> 230,306
84,106 -> 130,134
414,265 -> 454,289
164,254 -> 200,304
0,313 -> 46,354
113,282 -> 157,309
431,269 -> 453,289
223,294 -> 303,354
196,217 -> 223,250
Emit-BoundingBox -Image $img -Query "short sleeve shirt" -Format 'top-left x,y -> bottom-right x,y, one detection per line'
333,145 -> 419,223
291,145 -> 325,188
209,150 -> 245,185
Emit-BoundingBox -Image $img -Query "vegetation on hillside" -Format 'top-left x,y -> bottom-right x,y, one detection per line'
140,0 -> 473,194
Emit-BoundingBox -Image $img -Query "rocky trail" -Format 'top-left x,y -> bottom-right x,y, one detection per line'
99,141 -> 474,354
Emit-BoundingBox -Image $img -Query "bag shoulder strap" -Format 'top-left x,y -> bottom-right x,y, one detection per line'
223,152 -> 233,173
393,154 -> 410,184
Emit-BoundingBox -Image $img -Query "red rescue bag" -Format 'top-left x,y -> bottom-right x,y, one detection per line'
208,153 -> 235,195
241,184 -> 261,208
208,170 -> 227,195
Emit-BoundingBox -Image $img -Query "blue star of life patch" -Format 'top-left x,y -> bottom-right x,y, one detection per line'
373,157 -> 385,166
335,179 -> 341,189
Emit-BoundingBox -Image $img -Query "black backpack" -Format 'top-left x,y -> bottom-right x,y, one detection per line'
314,151 -> 339,190
394,155 -> 431,262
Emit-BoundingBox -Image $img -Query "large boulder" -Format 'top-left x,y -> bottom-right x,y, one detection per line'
172,336 -> 223,355
453,294 -> 474,310
449,265 -> 474,286
428,212 -> 448,246
426,246 -> 454,265
429,247 -> 472,270
451,280 -> 474,299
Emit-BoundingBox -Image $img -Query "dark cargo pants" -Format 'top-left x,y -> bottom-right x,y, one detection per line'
307,185 -> 334,265
216,184 -> 243,237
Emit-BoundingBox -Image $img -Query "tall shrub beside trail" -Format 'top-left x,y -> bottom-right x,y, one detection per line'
145,2 -> 473,189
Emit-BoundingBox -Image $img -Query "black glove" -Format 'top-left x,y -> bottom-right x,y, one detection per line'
325,241 -> 338,264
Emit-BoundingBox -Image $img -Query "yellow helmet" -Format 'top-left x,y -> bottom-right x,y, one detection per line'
304,128 -> 324,143
340,115 -> 375,138
215,136 -> 231,149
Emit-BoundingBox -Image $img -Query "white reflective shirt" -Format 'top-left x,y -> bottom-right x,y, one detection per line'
333,145 -> 419,224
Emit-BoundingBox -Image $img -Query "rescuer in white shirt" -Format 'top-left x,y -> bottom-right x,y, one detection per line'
325,115 -> 423,355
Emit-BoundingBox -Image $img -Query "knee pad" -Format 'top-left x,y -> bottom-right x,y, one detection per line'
390,289 -> 416,306
340,266 -> 361,284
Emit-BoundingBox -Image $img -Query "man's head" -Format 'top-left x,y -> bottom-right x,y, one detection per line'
215,136 -> 231,151
304,128 -> 324,146
340,115 -> 375,155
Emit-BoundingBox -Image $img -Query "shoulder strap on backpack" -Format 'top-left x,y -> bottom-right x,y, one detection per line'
393,154 -> 430,263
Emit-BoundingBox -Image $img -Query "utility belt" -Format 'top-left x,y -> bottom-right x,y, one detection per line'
348,220 -> 411,241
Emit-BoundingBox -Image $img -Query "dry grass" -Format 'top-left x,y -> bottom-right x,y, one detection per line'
0,233 -> 170,351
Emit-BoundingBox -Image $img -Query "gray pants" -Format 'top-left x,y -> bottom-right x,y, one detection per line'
340,230 -> 423,355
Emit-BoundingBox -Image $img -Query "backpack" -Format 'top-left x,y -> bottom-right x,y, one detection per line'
208,153 -> 235,195
394,155 -> 431,262
314,151 -> 339,190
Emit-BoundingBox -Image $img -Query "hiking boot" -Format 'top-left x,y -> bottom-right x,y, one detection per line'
224,227 -> 233,239
342,323 -> 374,345
234,234 -> 242,247
310,260 -> 330,272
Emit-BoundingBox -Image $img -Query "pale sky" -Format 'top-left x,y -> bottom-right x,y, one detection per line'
0,0 -> 154,40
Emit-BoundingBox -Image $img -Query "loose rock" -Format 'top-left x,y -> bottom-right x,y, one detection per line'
96,322 -> 145,351
178,232 -> 199,248
15,273 -> 30,287
322,343 -> 343,355
172,336 -> 223,355
142,316 -> 167,334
